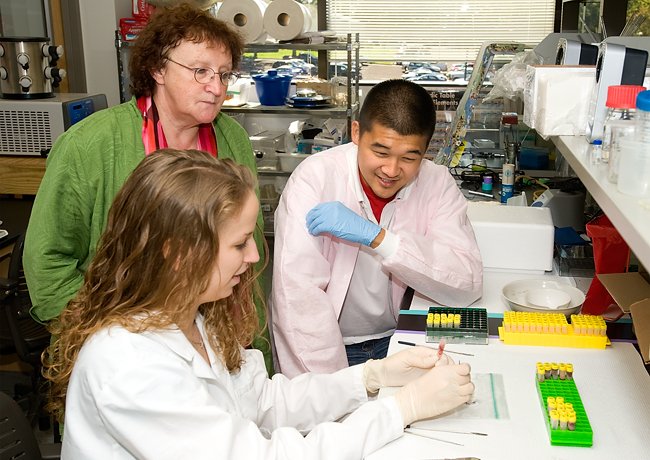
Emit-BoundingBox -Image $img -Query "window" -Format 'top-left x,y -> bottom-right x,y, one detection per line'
326,0 -> 556,62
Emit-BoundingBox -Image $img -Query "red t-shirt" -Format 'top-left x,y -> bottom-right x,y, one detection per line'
359,169 -> 397,222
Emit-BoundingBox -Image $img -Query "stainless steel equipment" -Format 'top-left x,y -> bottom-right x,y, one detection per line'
0,93 -> 108,156
0,37 -> 66,99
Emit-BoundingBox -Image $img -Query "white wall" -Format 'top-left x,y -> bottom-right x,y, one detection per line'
78,0 -> 131,107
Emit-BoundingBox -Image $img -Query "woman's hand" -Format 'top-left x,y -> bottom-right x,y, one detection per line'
362,346 -> 454,394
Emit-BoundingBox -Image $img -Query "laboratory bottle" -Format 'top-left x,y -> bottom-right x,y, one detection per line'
591,139 -> 602,165
636,90 -> 650,143
602,85 -> 643,183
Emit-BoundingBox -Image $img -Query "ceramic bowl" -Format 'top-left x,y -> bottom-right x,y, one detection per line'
525,288 -> 572,309
502,279 -> 585,316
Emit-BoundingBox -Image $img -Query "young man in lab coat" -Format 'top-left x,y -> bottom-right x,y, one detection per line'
272,79 -> 483,378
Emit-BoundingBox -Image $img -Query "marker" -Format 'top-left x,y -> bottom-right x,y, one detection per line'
397,340 -> 474,356
468,190 -> 495,199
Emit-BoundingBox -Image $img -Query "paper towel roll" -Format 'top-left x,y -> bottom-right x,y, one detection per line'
263,0 -> 312,41
217,0 -> 268,44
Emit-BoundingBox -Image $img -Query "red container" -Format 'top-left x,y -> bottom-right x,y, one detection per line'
582,214 -> 630,315
132,0 -> 155,19
120,18 -> 148,41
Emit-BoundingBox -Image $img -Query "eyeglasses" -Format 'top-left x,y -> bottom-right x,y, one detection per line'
166,58 -> 240,86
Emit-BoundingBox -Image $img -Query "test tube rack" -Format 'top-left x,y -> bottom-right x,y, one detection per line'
536,373 -> 593,447
498,312 -> 609,349
425,307 -> 488,344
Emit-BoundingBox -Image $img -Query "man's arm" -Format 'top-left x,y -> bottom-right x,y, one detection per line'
271,169 -> 351,378
380,169 -> 483,307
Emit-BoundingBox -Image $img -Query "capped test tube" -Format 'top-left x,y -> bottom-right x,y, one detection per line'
564,403 -> 573,412
537,366 -> 545,383
504,315 -> 511,332
441,314 -> 448,329
559,363 -> 566,380
557,403 -> 565,413
544,363 -> 552,380
555,397 -> 564,405
547,397 -> 556,415
551,363 -> 559,380
550,410 -> 559,430
454,314 -> 461,329
568,413 -> 577,431
566,363 -> 573,381
427,313 -> 434,328
434,314 -> 440,328
560,412 -> 568,431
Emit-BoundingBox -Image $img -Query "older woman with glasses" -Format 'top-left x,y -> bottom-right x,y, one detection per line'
24,3 -> 274,373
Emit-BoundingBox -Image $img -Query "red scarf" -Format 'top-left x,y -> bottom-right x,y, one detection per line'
359,169 -> 396,222
137,96 -> 218,157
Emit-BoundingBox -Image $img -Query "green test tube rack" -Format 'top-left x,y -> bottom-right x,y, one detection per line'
536,376 -> 593,447
425,307 -> 488,344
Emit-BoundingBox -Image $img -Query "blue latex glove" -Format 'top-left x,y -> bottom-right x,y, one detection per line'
306,201 -> 382,246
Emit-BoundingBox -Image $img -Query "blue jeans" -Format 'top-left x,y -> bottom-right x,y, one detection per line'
345,336 -> 391,366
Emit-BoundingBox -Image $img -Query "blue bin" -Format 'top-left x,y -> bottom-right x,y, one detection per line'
252,70 -> 293,106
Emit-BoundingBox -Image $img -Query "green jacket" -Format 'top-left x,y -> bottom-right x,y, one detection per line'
24,97 -> 273,375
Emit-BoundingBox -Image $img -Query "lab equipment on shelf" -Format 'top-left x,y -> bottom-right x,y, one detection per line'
499,312 -> 609,349
425,307 -> 488,345
602,85 -> 642,177
536,364 -> 593,447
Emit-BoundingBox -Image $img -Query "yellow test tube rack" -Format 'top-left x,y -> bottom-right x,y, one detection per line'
498,312 -> 609,349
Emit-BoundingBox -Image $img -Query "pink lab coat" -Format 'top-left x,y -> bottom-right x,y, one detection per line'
272,143 -> 483,378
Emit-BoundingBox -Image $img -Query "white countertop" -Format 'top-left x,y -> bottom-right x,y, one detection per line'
410,267 -> 584,315
368,333 -> 650,460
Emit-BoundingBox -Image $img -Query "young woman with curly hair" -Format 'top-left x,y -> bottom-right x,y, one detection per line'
45,149 -> 473,459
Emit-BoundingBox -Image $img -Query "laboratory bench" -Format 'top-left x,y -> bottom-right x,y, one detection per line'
368,332 -> 650,460
368,268 -> 649,459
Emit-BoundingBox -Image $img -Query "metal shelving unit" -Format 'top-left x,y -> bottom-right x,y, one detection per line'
115,32 -> 361,140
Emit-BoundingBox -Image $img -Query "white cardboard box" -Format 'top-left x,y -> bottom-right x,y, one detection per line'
467,202 -> 554,274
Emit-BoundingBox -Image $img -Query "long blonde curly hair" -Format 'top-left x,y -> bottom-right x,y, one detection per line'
43,149 -> 266,423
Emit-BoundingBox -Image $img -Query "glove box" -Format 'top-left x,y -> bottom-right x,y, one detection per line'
467,202 -> 554,274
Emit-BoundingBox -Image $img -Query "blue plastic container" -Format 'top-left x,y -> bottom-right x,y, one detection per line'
251,70 -> 292,106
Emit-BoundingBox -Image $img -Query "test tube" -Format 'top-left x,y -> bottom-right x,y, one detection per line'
504,316 -> 511,332
559,363 -> 566,380
557,403 -> 565,413
564,403 -> 573,412
549,322 -> 555,334
454,314 -> 461,329
551,363 -> 559,380
560,413 -> 568,431
434,314 -> 440,328
555,397 -> 564,405
550,410 -> 559,430
566,363 -> 573,381
568,413 -> 577,431
441,314 -> 447,329
427,313 -> 434,328
537,366 -> 545,383
544,363 -> 552,380
547,397 -> 556,415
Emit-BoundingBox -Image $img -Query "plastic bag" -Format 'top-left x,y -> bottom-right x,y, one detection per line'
582,214 -> 630,315
483,50 -> 543,103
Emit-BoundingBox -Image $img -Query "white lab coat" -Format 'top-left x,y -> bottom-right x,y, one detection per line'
272,144 -> 483,378
62,315 -> 404,459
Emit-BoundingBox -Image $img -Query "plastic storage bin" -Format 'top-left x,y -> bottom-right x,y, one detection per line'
276,153 -> 311,172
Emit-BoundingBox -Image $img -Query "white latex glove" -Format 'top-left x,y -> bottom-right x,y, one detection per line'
362,346 -> 450,393
390,363 -> 474,426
